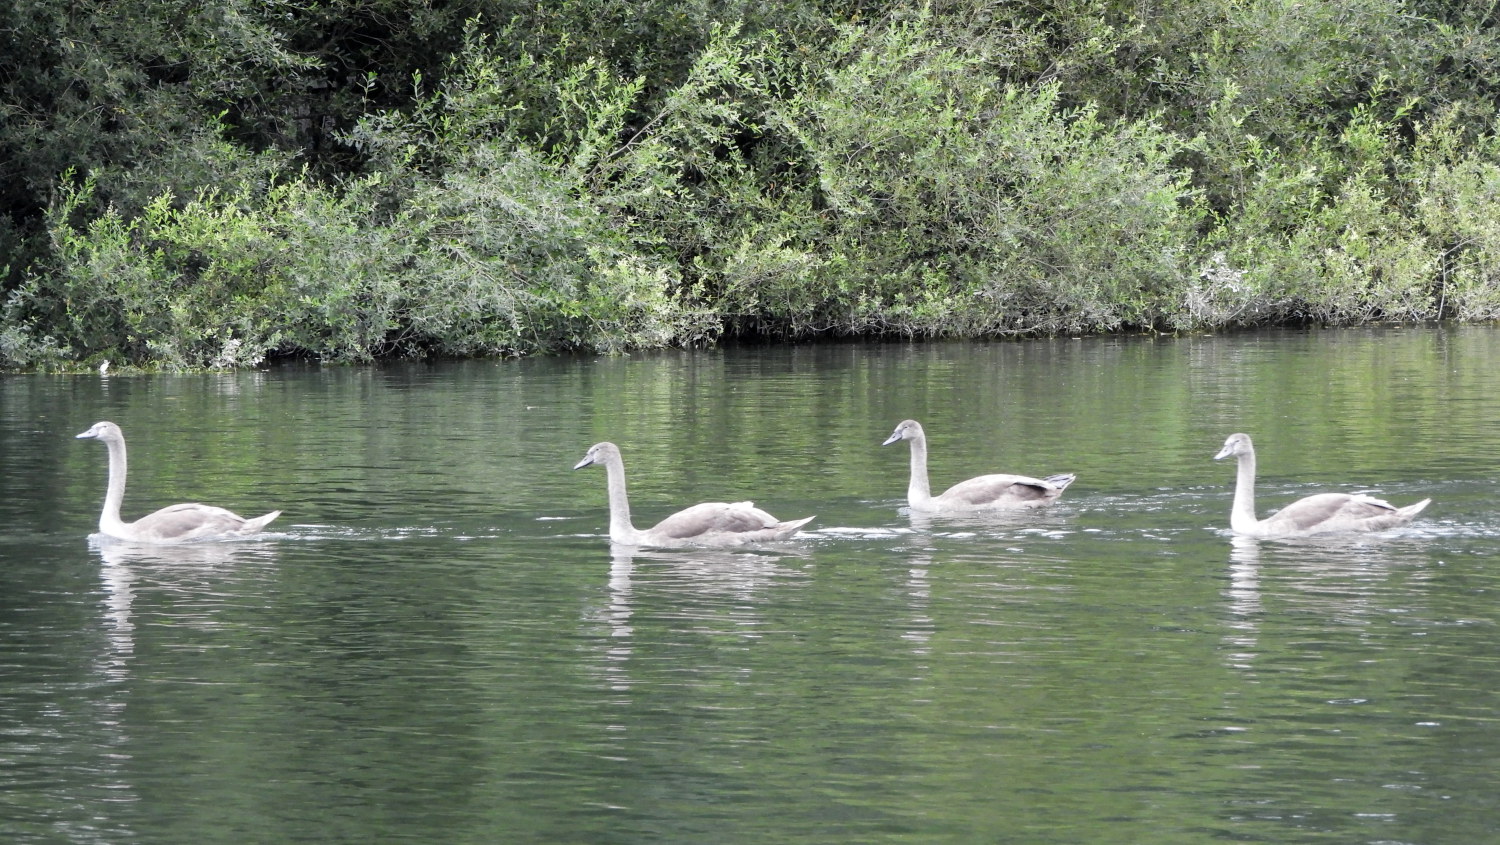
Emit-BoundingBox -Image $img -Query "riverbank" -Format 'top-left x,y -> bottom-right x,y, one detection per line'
4,5 -> 1499,371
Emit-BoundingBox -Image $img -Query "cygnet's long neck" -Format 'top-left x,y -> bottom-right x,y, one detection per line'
601,452 -> 640,544
1229,447 -> 1261,535
906,431 -> 934,507
99,435 -> 131,536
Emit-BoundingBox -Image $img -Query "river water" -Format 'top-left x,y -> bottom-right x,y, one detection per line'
3,326 -> 1499,843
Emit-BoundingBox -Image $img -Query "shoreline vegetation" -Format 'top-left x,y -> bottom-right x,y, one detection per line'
3,2 -> 1499,371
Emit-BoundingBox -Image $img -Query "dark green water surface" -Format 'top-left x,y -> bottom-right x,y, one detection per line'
3,326 -> 1498,843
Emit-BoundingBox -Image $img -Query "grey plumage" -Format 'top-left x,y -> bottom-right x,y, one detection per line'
573,441 -> 814,547
76,421 -> 281,544
1213,432 -> 1429,539
881,419 -> 1075,512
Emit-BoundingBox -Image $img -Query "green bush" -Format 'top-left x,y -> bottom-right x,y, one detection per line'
6,2 -> 1500,370
1413,113 -> 1500,321
761,12 -> 1202,336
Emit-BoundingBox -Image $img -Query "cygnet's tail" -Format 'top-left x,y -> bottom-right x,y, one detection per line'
774,515 -> 816,539
240,510 -> 282,534
1395,498 -> 1431,521
1043,473 -> 1077,493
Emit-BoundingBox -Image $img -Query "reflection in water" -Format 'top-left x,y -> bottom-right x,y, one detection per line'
604,545 -> 811,601
1224,536 -> 1262,670
903,553 -> 934,656
1274,541 -> 1397,630
91,534 -> 282,568
1222,531 -> 1440,641
83,535 -> 279,841
904,507 -> 1077,538
601,548 -> 636,692
890,525 -> 940,658
584,544 -> 816,766
585,545 -> 814,691
90,535 -> 282,665
99,553 -> 138,667
606,548 -> 635,641
91,542 -> 140,837
91,534 -> 282,650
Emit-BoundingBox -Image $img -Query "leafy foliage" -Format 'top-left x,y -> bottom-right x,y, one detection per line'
767,13 -> 1200,336
3,0 -> 1500,369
